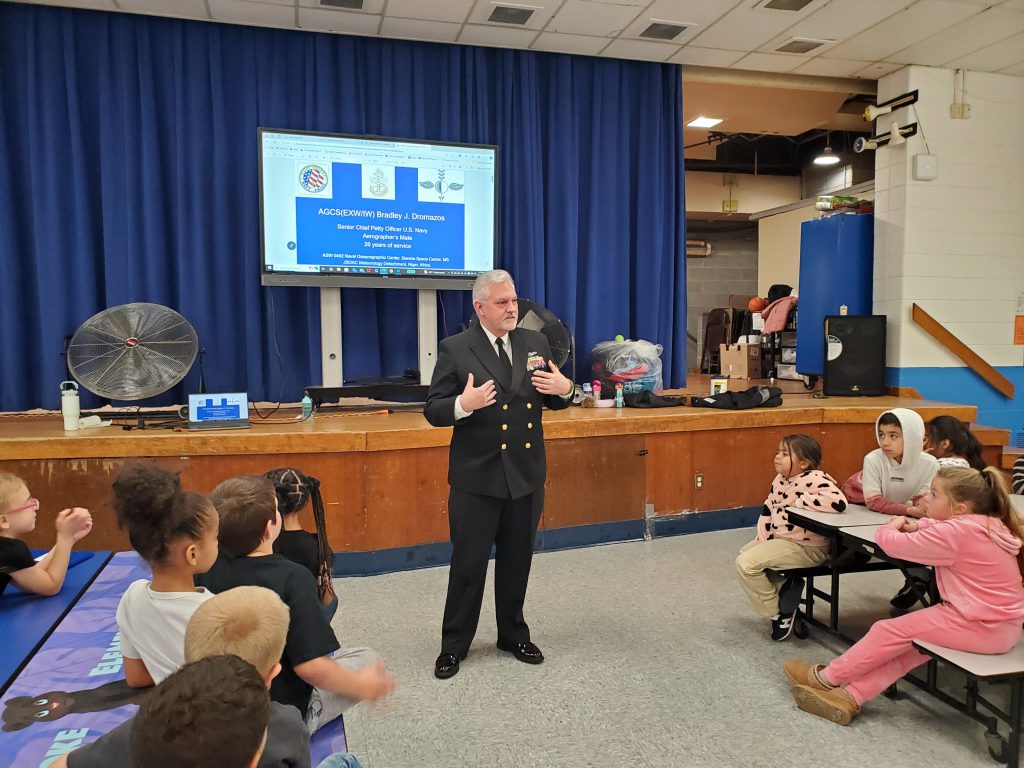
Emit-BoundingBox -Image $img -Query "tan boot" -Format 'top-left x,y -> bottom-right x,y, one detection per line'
783,659 -> 833,690
791,684 -> 861,726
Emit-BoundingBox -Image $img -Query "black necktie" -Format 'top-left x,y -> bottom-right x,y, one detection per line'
495,337 -> 513,381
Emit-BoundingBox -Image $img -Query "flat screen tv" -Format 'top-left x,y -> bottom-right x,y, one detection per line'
259,128 -> 498,290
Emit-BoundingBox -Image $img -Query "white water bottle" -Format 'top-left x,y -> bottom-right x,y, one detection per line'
60,381 -> 80,431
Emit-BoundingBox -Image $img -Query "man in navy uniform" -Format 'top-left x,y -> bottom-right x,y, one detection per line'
425,269 -> 572,679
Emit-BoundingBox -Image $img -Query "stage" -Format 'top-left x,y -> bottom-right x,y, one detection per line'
0,379 -> 999,566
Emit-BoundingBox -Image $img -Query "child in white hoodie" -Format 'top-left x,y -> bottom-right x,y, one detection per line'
736,435 -> 847,641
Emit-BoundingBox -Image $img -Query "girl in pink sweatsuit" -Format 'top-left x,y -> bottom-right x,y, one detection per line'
784,466 -> 1024,725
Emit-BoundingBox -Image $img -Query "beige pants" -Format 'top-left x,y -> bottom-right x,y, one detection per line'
735,539 -> 828,618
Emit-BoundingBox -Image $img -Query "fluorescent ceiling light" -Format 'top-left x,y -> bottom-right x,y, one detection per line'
687,116 -> 722,129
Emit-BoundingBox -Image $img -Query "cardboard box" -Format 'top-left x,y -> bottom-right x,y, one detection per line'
719,343 -> 761,379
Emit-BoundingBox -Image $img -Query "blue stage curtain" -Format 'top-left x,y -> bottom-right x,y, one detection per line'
0,4 -> 685,410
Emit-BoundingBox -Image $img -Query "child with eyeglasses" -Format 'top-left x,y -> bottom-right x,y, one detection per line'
0,472 -> 92,597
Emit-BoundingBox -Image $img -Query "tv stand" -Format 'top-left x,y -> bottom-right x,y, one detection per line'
319,287 -> 438,388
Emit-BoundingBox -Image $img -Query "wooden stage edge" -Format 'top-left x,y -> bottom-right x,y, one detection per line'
0,388 -> 998,557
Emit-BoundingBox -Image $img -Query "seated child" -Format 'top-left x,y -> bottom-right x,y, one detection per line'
736,435 -> 847,641
264,468 -> 337,620
0,472 -> 92,596
136,654 -> 269,768
197,476 -> 393,734
113,464 -> 219,686
843,409 -> 939,612
925,415 -> 986,469
784,467 -> 1024,726
60,586 -> 311,768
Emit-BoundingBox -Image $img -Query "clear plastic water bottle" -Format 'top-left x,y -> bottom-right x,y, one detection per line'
614,384 -> 624,408
301,393 -> 314,420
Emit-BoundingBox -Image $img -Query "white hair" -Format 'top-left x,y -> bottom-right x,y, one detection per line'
472,269 -> 515,303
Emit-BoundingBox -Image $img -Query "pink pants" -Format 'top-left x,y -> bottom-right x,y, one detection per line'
824,603 -> 1022,705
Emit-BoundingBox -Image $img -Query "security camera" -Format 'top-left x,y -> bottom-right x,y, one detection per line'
853,136 -> 878,153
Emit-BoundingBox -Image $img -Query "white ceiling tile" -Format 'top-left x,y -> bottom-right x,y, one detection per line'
792,56 -> 873,77
885,7 -> 1024,66
620,13 -> 706,46
855,61 -> 904,78
644,0 -> 743,28
386,0 -> 474,24
208,0 -> 295,27
457,23 -> 539,48
669,45 -> 745,68
689,0 -> 830,51
380,16 -> 462,43
298,0 -> 385,11
229,0 -> 293,5
548,0 -> 645,37
731,51 -> 805,73
601,37 -> 680,62
530,32 -> 609,56
468,0 -> 557,30
1002,0 -> 1024,10
823,0 -> 978,61
943,31 -> 1024,71
999,59 -> 1024,75
116,0 -> 208,17
765,0 -> 913,50
297,7 -> 382,34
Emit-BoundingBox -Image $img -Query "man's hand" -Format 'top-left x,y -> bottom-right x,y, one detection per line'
531,361 -> 572,396
461,372 -> 496,413
55,508 -> 92,543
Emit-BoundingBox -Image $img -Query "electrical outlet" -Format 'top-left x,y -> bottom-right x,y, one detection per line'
950,102 -> 971,119
694,472 -> 703,489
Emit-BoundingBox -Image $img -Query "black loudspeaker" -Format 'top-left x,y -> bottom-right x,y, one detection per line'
823,315 -> 886,396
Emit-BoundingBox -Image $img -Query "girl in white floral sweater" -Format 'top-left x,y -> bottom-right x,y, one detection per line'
735,434 -> 847,641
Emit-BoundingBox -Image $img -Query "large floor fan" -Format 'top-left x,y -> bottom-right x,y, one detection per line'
67,303 -> 199,422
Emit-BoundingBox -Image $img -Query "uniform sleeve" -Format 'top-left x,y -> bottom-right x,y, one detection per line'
875,520 -> 958,566
424,340 -> 460,427
539,337 -> 570,411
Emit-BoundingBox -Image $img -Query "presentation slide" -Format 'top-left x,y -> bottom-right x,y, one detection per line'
261,132 -> 496,280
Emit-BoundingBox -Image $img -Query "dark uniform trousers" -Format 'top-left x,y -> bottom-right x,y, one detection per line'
424,323 -> 569,658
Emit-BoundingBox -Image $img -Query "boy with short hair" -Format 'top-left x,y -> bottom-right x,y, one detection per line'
131,654 -> 269,768
0,472 -> 92,596
60,586 -> 311,768
197,476 -> 393,734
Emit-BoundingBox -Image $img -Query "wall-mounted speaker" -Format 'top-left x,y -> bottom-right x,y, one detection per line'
823,315 -> 886,396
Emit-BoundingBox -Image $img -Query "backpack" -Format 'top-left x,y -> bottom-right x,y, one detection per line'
690,385 -> 783,410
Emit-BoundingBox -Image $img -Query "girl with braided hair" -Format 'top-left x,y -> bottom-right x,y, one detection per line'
264,468 -> 337,621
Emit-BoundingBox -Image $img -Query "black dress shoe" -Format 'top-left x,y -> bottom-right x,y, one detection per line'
434,652 -> 460,679
496,640 -> 544,664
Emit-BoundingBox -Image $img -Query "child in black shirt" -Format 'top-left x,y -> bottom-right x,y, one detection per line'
264,468 -> 337,621
196,475 -> 393,734
0,472 -> 92,596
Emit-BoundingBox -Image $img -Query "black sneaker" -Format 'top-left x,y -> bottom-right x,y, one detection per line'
889,578 -> 926,611
771,611 -> 798,641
